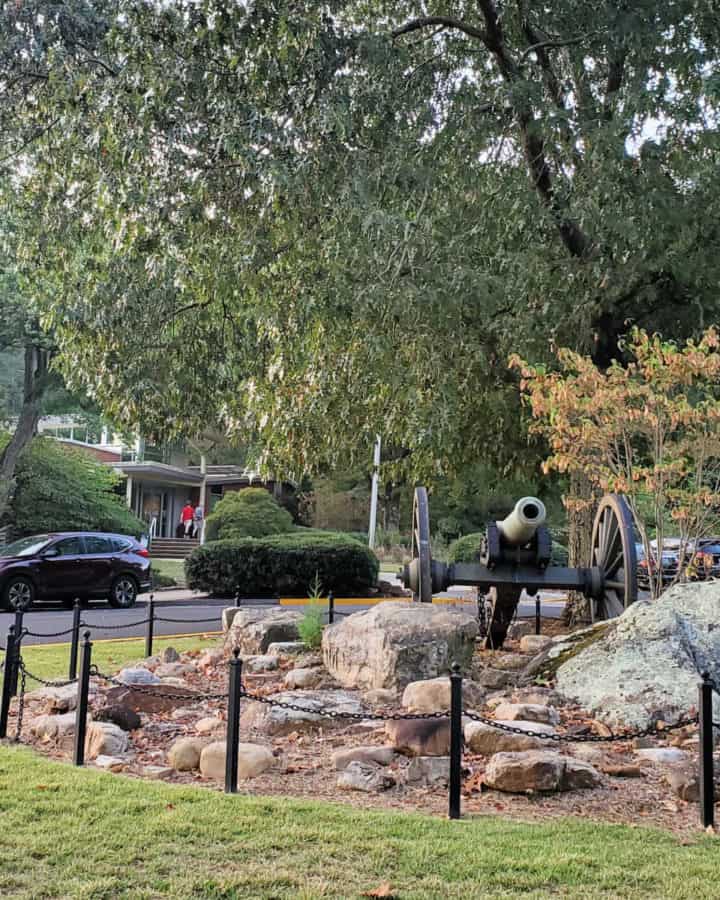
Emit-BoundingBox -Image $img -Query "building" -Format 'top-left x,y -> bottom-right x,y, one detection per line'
35,416 -> 294,539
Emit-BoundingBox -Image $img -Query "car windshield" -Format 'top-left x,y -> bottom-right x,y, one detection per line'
0,535 -> 52,558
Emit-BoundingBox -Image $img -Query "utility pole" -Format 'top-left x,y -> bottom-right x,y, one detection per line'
368,435 -> 381,549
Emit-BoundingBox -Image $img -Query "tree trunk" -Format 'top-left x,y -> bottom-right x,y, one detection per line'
564,470 -> 596,625
0,342 -> 49,524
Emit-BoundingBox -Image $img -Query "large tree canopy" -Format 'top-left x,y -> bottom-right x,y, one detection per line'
3,1 -> 720,481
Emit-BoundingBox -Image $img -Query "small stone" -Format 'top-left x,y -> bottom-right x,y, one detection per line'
117,667 -> 161,686
161,647 -> 181,663
632,736 -> 656,749
85,722 -> 129,759
635,748 -> 690,766
401,677 -> 485,714
519,635 -> 553,653
665,768 -> 700,802
240,690 -> 366,735
404,756 -> 449,788
171,707 -> 198,720
155,662 -> 195,678
331,746 -> 396,770
93,705 -> 141,732
507,621 -> 534,641
591,720 -> 614,738
94,755 -> 128,770
294,653 -> 323,669
363,688 -> 397,706
266,641 -> 306,656
493,702 -> 560,726
245,655 -> 279,673
199,741 -> 274,781
169,737 -> 206,771
337,760 -> 395,792
600,764 -> 644,778
569,745 -> 606,766
144,765 -> 175,780
484,750 -> 602,793
26,683 -> 91,714
474,668 -> 514,690
195,717 -> 224,734
464,720 -> 556,755
385,719 -> 451,757
198,648 -> 225,669
30,712 -> 79,740
284,668 -> 322,689
159,677 -> 189,688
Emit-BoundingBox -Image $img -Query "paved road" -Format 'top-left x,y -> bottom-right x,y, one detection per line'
2,585 -> 566,647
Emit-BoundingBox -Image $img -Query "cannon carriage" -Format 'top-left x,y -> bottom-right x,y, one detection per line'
401,488 -> 638,648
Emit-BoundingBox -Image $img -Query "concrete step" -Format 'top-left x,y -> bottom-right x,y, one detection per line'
150,538 -> 200,559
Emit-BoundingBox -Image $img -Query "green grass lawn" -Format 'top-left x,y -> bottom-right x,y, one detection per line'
4,634 -> 220,684
0,746 -> 717,899
151,558 -> 187,587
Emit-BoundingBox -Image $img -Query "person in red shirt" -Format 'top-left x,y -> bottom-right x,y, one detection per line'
181,501 -> 195,538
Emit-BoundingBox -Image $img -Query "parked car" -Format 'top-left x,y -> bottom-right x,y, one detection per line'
0,532 -> 152,611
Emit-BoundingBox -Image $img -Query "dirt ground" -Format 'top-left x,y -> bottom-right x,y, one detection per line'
8,620 -> 712,839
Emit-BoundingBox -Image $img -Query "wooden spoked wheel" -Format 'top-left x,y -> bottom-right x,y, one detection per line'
590,494 -> 638,620
410,486 -> 433,603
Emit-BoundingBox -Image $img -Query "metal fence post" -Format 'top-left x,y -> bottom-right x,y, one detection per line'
68,599 -> 82,681
0,626 -> 17,739
449,662 -> 463,820
9,616 -> 24,698
225,650 -> 242,794
145,594 -> 155,659
535,595 -> 541,635
73,631 -> 93,766
328,591 -> 335,625
699,671 -> 715,829
235,589 -> 242,608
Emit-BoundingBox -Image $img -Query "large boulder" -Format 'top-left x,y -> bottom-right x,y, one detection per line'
555,582 -> 720,729
464,720 -> 556,755
30,712 -> 79,740
484,750 -> 602,793
225,609 -> 302,655
322,603 -> 477,690
240,690 -> 365,735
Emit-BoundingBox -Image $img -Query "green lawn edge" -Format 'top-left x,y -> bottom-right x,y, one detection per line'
0,745 -> 717,899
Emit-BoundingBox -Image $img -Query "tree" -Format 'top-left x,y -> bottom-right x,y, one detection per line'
204,488 -> 294,541
512,328 -> 720,598
3,434 -> 144,537
3,1 -> 720,493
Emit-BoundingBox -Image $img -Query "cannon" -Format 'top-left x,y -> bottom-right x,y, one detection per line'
401,488 -> 638,648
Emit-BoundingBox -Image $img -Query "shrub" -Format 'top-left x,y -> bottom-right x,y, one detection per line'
447,532 -> 484,564
204,488 -> 293,541
185,531 -> 379,597
7,436 -> 144,537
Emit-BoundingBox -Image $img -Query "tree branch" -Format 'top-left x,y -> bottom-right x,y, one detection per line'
392,16 -> 486,43
519,31 -> 599,63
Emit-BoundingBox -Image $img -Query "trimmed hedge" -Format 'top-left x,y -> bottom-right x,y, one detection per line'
185,531 -> 379,597
447,532 -> 484,564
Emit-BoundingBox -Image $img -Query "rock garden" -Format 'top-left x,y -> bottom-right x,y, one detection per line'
10,581 -> 720,835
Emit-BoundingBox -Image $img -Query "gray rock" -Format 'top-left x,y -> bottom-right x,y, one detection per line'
665,768 -> 701,802
337,760 -> 395,792
404,756 -> 450,787
267,641 -> 306,656
198,648 -> 225,669
331,746 -> 396,770
161,646 -> 181,663
225,608 -> 302,655
484,750 -> 602,793
401,676 -> 484,714
143,765 -> 175,780
506,621 -> 534,641
117,667 -> 161,686
284,668 -> 322,689
199,741 -> 274,781
556,583 -> 720,729
363,688 -> 397,706
473,668 -> 515,690
94,755 -> 129,769
168,737 -> 206,771
322,602 -> 477,690
85,721 -> 129,759
25,682 -> 94,713
492,702 -> 560,726
244,655 -> 279,673
30,711 -> 80,740
155,662 -> 195,678
635,748 -> 690,766
240,690 -> 365,735
519,634 -> 553,653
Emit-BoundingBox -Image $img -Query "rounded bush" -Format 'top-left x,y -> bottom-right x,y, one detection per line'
185,531 -> 379,597
204,488 -> 293,541
447,532 -> 484,564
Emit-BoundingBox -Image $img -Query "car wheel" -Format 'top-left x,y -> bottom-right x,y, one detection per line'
108,575 -> 138,609
4,577 -> 35,612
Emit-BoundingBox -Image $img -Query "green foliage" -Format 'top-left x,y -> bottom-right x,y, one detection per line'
298,574 -> 326,649
204,488 -> 293,542
4,1 -> 720,493
4,435 -> 144,537
447,532 -> 484,564
185,532 -> 379,597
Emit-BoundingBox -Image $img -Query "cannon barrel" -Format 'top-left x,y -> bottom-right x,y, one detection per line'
497,497 -> 547,546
